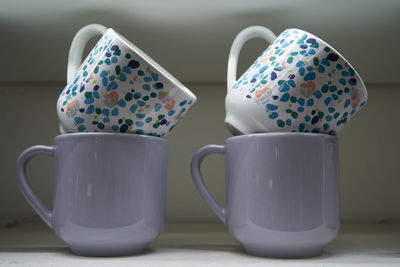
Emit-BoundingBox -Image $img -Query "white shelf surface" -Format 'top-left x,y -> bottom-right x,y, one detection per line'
1,222 -> 399,266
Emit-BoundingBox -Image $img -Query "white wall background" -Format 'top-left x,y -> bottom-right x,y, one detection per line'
0,0 -> 399,224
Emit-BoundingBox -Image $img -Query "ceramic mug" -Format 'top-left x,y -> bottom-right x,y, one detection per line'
58,24 -> 196,137
225,26 -> 367,135
16,133 -> 167,256
191,133 -> 339,258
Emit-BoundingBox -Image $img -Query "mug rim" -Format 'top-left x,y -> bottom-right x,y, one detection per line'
55,132 -> 168,143
107,28 -> 197,102
226,132 -> 337,143
287,28 -> 367,99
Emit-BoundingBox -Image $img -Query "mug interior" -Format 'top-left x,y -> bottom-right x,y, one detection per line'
108,28 -> 196,102
289,28 -> 367,97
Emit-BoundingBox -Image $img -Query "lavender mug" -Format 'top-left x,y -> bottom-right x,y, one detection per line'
16,133 -> 167,256
191,133 -> 339,258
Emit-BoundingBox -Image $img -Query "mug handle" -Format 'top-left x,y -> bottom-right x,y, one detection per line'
15,145 -> 55,228
67,24 -> 107,82
227,26 -> 277,91
191,145 -> 226,224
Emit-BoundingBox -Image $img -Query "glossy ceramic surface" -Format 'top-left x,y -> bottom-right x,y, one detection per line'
58,24 -> 196,137
226,27 -> 367,135
191,133 -> 339,258
16,133 -> 167,256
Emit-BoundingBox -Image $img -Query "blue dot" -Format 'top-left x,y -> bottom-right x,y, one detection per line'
100,70 -> 108,77
77,125 -> 86,132
111,125 -> 119,131
117,99 -> 126,107
112,108 -> 119,116
168,110 -> 175,116
287,80 -> 296,88
142,84 -> 151,91
306,98 -> 314,106
74,117 -> 84,124
122,66 -> 131,74
324,97 -> 332,106
93,91 -> 100,99
102,109 -> 109,116
86,105 -> 94,114
103,117 -> 110,123
326,115 -> 332,121
107,81 -> 118,91
84,97 -> 94,104
297,98 -> 305,106
279,84 -> 290,92
136,113 -> 145,119
269,112 -> 278,119
305,116 -> 311,122
321,58 -> 331,66
286,119 -> 292,126
130,104 -> 138,113
137,101 -> 145,106
266,104 -> 278,111
313,90 -> 322,99
304,72 -> 316,81
111,57 -> 118,63
328,107 -> 336,113
299,123 -> 305,132
297,107 -> 304,112
154,103 -> 162,112
280,93 -> 289,102
135,121 -> 144,127
344,99 -> 351,108
151,73 -> 159,81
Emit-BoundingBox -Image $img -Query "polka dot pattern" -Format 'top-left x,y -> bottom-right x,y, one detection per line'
58,29 -> 195,137
230,28 -> 367,135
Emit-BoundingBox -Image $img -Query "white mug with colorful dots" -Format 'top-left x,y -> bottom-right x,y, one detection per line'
57,24 -> 196,137
225,26 -> 367,135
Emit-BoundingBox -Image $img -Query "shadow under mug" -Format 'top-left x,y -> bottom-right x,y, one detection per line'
191,133 -> 339,258
16,133 -> 167,256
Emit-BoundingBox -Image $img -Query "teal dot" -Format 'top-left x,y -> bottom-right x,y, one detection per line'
277,119 -> 285,127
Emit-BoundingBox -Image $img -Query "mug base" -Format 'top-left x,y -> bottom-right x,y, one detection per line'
69,243 -> 149,257
243,245 -> 323,259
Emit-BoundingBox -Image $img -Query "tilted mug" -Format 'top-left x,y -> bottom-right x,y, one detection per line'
225,26 -> 367,135
58,24 -> 196,137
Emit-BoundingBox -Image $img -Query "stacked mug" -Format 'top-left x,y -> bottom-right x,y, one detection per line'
16,24 -> 196,256
16,24 -> 368,259
191,26 -> 367,258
